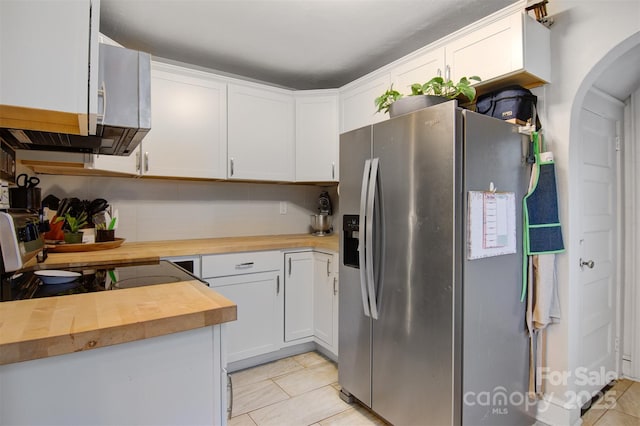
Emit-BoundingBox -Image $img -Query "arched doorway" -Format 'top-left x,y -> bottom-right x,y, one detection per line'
570,31 -> 640,407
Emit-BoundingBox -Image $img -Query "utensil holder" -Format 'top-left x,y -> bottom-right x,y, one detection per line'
96,229 -> 115,242
9,187 -> 41,209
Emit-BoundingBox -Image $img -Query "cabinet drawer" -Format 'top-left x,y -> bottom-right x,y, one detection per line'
202,250 -> 281,278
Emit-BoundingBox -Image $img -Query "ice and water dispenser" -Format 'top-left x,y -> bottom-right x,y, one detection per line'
342,214 -> 359,268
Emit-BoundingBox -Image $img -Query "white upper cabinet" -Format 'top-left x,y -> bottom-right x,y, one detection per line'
391,48 -> 446,96
140,63 -> 227,179
295,91 -> 339,182
0,0 -> 100,135
92,62 -> 228,179
339,74 -> 391,133
446,12 -> 550,88
227,84 -> 295,181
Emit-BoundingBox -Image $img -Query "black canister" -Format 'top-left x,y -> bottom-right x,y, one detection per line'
9,187 -> 41,209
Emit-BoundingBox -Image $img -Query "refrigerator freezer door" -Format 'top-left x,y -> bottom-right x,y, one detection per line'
338,126 -> 373,407
371,102 -> 461,426
461,110 -> 534,425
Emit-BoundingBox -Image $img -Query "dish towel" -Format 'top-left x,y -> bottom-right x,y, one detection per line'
522,132 -> 564,396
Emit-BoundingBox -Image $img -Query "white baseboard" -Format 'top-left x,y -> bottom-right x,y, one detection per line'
535,394 -> 582,426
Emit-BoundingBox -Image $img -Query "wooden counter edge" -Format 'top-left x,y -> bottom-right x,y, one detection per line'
34,234 -> 338,270
0,282 -> 237,366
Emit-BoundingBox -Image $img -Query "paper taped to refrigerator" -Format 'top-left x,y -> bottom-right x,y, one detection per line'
467,191 -> 516,259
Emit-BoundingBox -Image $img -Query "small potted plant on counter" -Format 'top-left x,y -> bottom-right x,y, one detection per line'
375,75 -> 481,117
55,211 -> 88,244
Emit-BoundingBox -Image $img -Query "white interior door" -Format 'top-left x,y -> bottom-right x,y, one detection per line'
577,89 -> 623,401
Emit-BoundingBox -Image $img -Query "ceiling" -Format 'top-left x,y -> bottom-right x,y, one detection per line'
593,42 -> 640,101
99,0 -> 519,90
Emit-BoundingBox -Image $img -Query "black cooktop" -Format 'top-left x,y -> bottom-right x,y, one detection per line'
0,260 -> 202,302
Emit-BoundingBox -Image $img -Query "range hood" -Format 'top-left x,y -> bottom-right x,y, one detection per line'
0,43 -> 150,156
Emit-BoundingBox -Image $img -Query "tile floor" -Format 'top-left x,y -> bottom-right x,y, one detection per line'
229,351 -> 638,426
581,378 -> 640,426
228,351 -> 386,426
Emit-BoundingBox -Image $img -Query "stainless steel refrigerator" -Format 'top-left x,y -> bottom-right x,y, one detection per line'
338,101 -> 535,425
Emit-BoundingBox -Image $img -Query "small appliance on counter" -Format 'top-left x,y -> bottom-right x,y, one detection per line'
310,191 -> 333,236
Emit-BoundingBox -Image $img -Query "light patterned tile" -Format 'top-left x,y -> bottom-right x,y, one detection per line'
331,382 -> 341,391
274,361 -> 338,396
613,381 -> 640,418
293,351 -> 330,368
249,385 -> 351,426
595,409 -> 640,426
582,404 -> 607,426
232,379 -> 289,417
609,378 -> 635,398
229,413 -> 257,426
231,358 -> 305,388
319,405 -> 387,425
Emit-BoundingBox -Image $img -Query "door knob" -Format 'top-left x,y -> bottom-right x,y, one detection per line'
580,258 -> 595,269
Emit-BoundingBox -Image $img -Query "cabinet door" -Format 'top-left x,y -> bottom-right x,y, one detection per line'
0,0 -> 99,135
284,252 -> 315,342
446,13 -> 522,85
207,271 -> 282,363
313,252 -> 334,347
391,48 -> 446,96
141,63 -> 227,179
340,73 -> 391,133
228,84 -> 294,181
90,149 -> 140,175
295,92 -> 339,182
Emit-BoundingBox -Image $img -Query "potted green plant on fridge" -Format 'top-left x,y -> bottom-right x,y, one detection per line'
55,211 -> 88,244
375,75 -> 481,117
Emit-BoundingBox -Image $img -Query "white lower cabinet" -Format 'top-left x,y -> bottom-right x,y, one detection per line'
202,251 -> 283,364
313,251 -> 338,353
204,249 -> 338,366
208,271 -> 282,363
284,251 -> 315,342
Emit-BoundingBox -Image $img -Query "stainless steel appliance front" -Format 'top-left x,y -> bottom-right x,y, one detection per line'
338,102 -> 533,425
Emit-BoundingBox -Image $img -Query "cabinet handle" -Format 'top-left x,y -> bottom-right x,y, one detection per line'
288,257 -> 292,275
333,277 -> 337,295
327,259 -> 330,277
276,275 -> 280,294
437,68 -> 442,78
144,152 -> 149,173
223,368 -> 233,420
445,65 -> 451,82
97,81 -> 107,123
331,162 -> 335,180
135,151 -> 141,172
235,262 -> 254,269
230,158 -> 234,177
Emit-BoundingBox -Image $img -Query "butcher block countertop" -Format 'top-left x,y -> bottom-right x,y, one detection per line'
1,234 -> 336,366
36,233 -> 339,269
0,280 -> 236,366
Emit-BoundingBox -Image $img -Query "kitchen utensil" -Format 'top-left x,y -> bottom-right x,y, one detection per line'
16,173 -> 40,189
310,213 -> 332,235
56,198 -> 71,217
41,194 -> 60,210
34,270 -> 81,285
87,198 -> 109,217
10,173 -> 42,209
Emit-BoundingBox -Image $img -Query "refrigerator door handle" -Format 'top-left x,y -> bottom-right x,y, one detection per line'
359,159 -> 372,318
366,158 -> 380,319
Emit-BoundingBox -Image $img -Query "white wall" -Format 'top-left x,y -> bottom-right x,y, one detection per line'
29,169 -> 336,242
536,1 -> 639,424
